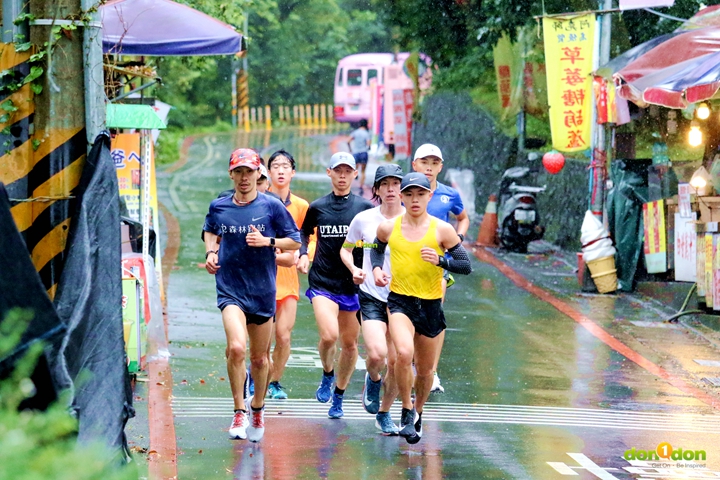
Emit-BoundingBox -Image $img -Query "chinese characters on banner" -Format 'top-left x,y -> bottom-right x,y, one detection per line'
674,212 -> 696,282
543,14 -> 596,152
493,31 -> 548,119
403,89 -> 414,148
112,133 -> 144,221
391,89 -> 414,159
643,200 -> 667,273
678,183 -> 692,218
493,33 -> 521,116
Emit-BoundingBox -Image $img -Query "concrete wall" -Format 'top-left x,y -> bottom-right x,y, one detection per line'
413,91 -> 587,251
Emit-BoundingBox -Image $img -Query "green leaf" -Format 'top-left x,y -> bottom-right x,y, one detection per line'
0,114 -> 9,124
1,100 -> 18,113
30,51 -> 47,62
31,139 -> 41,151
14,42 -> 32,53
23,65 -> 43,85
13,12 -> 35,25
30,83 -> 43,95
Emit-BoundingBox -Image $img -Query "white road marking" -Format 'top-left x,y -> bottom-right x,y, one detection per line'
695,359 -> 720,367
171,398 -> 720,433
168,136 -> 216,213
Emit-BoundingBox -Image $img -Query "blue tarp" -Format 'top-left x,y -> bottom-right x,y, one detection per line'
101,0 -> 245,56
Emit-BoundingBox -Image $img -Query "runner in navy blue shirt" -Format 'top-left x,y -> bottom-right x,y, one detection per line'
412,143 -> 469,395
203,148 -> 300,443
297,152 -> 373,419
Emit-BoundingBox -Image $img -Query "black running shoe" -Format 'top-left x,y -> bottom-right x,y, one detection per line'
399,408 -> 420,444
414,412 -> 423,440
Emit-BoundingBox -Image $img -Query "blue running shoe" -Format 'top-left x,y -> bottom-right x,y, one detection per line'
362,372 -> 382,414
316,373 -> 334,403
328,393 -> 344,419
244,368 -> 255,398
375,411 -> 399,435
267,381 -> 288,400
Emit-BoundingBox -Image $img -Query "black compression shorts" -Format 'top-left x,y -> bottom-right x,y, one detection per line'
387,292 -> 445,338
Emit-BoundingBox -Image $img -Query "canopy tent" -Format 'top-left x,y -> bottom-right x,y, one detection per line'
106,104 -> 167,130
597,5 -> 720,108
101,0 -> 245,56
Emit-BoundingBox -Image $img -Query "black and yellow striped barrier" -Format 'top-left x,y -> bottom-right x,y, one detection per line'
0,42 -> 87,298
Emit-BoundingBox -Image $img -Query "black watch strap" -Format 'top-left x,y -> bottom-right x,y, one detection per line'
205,250 -> 218,259
270,237 -> 276,247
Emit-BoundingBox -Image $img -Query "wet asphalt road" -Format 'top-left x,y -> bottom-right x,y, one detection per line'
150,129 -> 720,480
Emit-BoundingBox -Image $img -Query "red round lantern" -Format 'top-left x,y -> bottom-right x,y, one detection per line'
542,150 -> 565,175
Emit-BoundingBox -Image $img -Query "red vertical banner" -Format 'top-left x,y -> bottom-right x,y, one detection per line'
403,89 -> 414,151
594,76 -> 608,124
392,89 -> 409,159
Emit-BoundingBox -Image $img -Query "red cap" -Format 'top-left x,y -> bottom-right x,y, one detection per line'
228,148 -> 261,171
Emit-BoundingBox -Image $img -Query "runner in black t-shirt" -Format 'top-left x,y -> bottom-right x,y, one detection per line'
298,152 -> 373,419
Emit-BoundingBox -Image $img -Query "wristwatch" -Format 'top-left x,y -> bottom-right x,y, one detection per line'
205,250 -> 218,259
458,233 -> 465,242
269,237 -> 276,247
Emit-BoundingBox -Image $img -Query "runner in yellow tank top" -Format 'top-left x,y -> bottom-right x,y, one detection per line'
371,172 -> 472,444
388,215 -> 444,300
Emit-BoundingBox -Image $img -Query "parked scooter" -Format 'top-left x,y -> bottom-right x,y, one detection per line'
497,153 -> 546,253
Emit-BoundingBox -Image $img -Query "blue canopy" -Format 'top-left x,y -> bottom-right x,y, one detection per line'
101,0 -> 245,56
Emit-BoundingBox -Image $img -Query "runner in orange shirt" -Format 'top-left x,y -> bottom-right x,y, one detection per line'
266,149 -> 315,399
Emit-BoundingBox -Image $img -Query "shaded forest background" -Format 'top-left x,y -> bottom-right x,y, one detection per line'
156,0 -> 717,132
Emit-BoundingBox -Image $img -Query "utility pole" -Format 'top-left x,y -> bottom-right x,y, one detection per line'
590,0 -> 613,218
28,0 -> 88,295
238,14 -> 249,131
82,0 -> 106,145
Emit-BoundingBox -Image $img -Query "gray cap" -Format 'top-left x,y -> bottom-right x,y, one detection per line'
329,152 -> 356,169
400,172 -> 432,192
374,164 -> 404,184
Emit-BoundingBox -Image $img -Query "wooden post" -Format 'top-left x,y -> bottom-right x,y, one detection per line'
320,104 -> 327,129
243,106 -> 250,132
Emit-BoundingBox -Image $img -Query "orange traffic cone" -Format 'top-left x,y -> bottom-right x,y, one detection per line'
476,194 -> 499,247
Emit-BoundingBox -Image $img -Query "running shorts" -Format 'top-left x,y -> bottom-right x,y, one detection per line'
387,291 -> 446,338
353,152 -> 369,165
359,290 -> 389,324
219,301 -> 272,326
306,288 -> 360,312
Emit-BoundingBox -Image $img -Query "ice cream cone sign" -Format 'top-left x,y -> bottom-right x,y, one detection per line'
542,150 -> 565,175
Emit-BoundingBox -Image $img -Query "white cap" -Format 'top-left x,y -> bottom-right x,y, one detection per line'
259,164 -> 269,179
413,143 -> 443,162
329,151 -> 356,169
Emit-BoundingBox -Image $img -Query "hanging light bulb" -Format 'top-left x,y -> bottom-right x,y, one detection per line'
689,122 -> 703,147
696,103 -> 710,120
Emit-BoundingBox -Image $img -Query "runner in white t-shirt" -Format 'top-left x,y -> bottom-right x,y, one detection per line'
340,164 -> 405,435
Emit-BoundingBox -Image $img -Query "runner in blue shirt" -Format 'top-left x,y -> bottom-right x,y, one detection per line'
412,143 -> 469,394
203,148 -> 301,443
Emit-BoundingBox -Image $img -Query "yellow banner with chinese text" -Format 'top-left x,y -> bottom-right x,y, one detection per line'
543,14 -> 596,152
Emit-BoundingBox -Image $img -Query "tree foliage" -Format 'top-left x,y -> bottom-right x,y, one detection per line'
378,0 -> 720,91
156,0 -> 391,128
